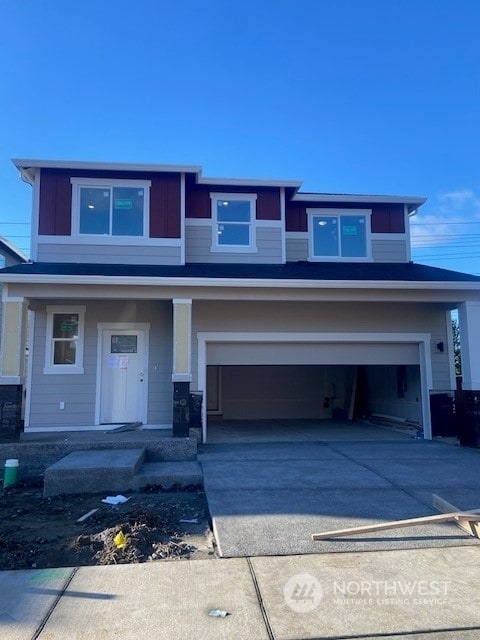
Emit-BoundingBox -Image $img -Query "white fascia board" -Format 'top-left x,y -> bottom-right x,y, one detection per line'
294,193 -> 427,208
12,158 -> 202,175
12,159 -> 302,188
197,175 -> 302,188
2,273 -> 479,292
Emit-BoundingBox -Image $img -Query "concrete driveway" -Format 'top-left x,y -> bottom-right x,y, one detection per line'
199,439 -> 480,557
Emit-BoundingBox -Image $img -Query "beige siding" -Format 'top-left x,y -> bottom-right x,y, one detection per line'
192,300 -> 452,390
286,235 -> 408,263
186,225 -> 282,263
286,236 -> 308,261
36,243 -> 182,265
372,238 -> 408,262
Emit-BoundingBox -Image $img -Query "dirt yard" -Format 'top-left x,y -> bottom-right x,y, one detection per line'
0,479 -> 215,570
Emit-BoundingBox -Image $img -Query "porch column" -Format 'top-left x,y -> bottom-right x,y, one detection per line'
458,301 -> 480,389
1,298 -> 28,381
172,298 -> 192,437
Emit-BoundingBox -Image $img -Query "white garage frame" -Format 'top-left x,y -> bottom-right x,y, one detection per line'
197,332 -> 433,443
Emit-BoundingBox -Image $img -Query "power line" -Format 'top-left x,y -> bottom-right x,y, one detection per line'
411,221 -> 480,226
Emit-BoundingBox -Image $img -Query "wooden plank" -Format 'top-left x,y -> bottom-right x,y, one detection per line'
432,494 -> 480,538
311,511 -> 480,541
76,508 -> 99,523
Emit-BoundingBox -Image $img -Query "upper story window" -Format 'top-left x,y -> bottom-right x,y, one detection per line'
307,209 -> 372,261
71,178 -> 151,238
210,193 -> 257,252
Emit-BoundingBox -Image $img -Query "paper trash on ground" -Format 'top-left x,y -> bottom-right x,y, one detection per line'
208,609 -> 229,618
101,495 -> 130,505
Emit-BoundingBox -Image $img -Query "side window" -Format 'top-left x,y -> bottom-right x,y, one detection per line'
210,193 -> 257,252
44,306 -> 85,374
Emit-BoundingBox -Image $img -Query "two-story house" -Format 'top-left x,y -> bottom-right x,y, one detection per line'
1,159 -> 480,441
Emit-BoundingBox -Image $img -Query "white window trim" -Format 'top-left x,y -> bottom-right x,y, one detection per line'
44,305 -> 86,374
210,192 -> 257,253
71,177 -> 151,241
307,208 -> 372,262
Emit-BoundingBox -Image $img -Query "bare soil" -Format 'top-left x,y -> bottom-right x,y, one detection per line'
0,479 -> 215,570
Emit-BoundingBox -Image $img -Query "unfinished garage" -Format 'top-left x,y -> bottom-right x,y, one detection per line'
199,334 -> 430,442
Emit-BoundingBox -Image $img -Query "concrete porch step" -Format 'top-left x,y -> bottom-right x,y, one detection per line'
133,461 -> 203,490
43,449 -> 203,496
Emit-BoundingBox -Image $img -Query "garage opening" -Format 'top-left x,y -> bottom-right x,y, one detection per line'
207,364 -> 422,424
200,335 -> 428,442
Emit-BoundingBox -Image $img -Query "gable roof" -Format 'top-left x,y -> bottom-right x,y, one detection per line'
0,236 -> 28,263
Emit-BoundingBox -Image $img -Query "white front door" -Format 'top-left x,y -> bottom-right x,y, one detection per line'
99,328 -> 148,424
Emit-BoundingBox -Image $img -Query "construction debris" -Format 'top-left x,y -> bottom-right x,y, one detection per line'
76,508 -> 99,523
312,500 -> 480,541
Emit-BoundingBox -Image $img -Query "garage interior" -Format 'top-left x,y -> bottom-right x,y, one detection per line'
206,362 -> 422,442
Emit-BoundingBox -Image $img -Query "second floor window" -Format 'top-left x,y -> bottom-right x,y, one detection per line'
308,209 -> 372,261
71,178 -> 151,237
210,193 -> 257,251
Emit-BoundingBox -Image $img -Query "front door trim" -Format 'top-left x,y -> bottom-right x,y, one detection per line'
95,322 -> 150,425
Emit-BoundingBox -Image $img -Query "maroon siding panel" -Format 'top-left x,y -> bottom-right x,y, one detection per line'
185,176 -> 211,218
39,170 -> 72,235
371,204 -> 405,233
287,201 -> 406,234
256,190 -> 280,220
38,168 -> 182,239
286,203 -> 307,232
150,174 -> 181,239
185,179 -> 281,220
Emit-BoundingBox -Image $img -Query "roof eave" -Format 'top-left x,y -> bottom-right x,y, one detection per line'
294,192 -> 427,210
1,273 -> 479,291
12,158 -> 203,175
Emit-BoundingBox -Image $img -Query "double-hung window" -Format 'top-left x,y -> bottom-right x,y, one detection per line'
44,306 -> 85,374
308,209 -> 371,261
211,193 -> 257,252
71,178 -> 151,238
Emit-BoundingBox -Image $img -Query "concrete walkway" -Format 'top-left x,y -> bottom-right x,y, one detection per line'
3,546 -> 480,639
199,439 -> 480,557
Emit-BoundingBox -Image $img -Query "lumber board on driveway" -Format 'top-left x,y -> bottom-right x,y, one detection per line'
311,511 -> 480,540
432,494 -> 480,538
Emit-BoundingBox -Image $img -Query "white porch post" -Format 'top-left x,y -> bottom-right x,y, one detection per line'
172,299 -> 192,437
458,301 -> 480,390
0,298 -> 28,382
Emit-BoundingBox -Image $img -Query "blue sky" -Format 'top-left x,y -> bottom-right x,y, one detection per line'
1,0 -> 479,274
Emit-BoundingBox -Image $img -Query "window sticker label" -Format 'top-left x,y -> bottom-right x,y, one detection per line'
114,198 -> 133,209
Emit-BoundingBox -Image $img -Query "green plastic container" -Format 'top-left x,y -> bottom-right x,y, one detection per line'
3,459 -> 19,488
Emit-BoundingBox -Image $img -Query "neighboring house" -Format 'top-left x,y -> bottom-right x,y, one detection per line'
1,158 -> 480,441
0,236 -> 28,353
